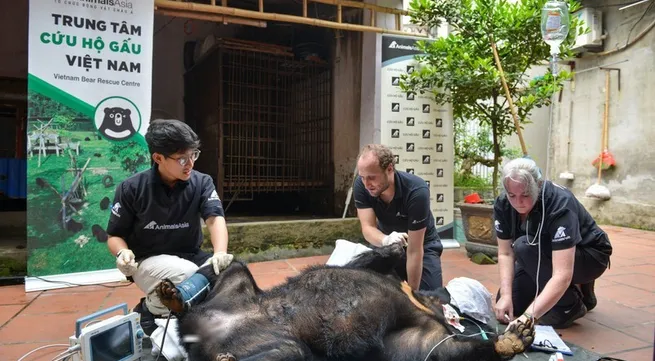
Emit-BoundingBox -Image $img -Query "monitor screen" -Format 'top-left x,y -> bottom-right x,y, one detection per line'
89,321 -> 134,361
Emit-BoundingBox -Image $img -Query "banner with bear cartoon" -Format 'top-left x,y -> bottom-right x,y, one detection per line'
379,35 -> 455,240
25,0 -> 154,288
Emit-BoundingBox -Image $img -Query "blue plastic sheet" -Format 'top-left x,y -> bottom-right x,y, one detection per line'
0,158 -> 27,199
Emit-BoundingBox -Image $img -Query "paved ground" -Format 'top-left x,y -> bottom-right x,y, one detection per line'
1,225 -> 653,361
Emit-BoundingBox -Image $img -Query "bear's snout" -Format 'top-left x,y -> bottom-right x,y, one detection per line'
115,113 -> 123,126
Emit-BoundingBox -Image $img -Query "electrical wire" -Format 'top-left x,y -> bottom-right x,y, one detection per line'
626,0 -> 655,45
17,344 -> 69,361
29,275 -> 133,288
421,331 -> 490,361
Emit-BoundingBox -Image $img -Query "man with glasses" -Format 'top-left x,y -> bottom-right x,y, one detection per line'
106,118 -> 233,335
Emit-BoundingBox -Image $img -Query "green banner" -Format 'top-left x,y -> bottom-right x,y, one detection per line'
26,0 -> 154,283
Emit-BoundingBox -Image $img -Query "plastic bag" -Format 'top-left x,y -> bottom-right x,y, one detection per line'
445,277 -> 495,325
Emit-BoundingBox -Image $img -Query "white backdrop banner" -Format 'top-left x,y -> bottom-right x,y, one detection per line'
379,35 -> 455,240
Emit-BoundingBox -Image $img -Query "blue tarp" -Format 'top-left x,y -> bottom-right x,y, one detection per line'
0,158 -> 27,199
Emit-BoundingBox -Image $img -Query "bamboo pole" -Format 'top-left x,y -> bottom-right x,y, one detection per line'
489,34 -> 528,156
309,0 -> 408,15
337,4 -> 342,23
259,0 -> 263,12
303,0 -> 307,17
157,9 -> 267,28
154,0 -> 421,36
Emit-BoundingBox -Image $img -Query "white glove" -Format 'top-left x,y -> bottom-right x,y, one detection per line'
116,249 -> 138,277
210,251 -> 234,274
382,231 -> 408,246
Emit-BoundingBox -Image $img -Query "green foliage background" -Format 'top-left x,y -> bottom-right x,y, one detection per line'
26,90 -> 149,276
400,0 -> 586,195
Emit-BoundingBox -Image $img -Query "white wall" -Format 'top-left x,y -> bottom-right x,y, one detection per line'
550,1 -> 655,229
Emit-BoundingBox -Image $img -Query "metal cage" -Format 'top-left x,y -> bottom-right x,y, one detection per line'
184,38 -> 333,204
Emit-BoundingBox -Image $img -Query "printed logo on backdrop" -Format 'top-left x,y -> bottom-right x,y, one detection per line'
406,93 -> 415,101
422,155 -> 431,164
392,103 -> 400,112
436,217 -> 445,225
437,168 -> 444,177
94,96 -> 141,141
59,1 -> 136,13
436,193 -> 444,202
425,180 -> 430,187
393,155 -> 400,164
406,65 -> 415,74
406,117 -> 415,126
406,143 -> 415,152
391,129 -> 400,138
406,168 -> 415,174
422,129 -> 430,138
435,118 -> 443,127
392,77 -> 400,86
422,104 -> 430,113
436,143 -> 443,152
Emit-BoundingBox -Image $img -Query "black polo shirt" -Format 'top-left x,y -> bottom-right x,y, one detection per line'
353,170 -> 441,249
106,165 -> 225,261
493,180 -> 612,259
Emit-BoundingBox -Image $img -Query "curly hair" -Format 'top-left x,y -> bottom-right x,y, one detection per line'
358,144 -> 395,171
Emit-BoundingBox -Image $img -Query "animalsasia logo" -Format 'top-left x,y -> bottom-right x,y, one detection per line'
111,202 -> 121,217
553,226 -> 570,242
83,0 -> 134,9
143,221 -> 190,230
388,41 -> 420,51
208,190 -> 220,201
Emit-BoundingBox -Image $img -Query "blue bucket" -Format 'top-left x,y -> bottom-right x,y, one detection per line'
0,158 -> 27,199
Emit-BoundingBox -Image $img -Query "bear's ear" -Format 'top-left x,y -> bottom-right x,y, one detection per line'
124,109 -> 131,115
104,107 -> 111,114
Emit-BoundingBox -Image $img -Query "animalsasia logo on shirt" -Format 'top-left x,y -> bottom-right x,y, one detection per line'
208,190 -> 220,201
143,221 -> 190,230
111,202 -> 121,217
553,226 -> 570,242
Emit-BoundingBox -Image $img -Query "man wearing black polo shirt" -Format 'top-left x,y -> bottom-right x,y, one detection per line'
106,119 -> 233,334
353,144 -> 443,291
493,158 -> 612,329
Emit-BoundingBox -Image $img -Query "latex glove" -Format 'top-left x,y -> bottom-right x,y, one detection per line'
210,251 -> 234,274
382,231 -> 408,246
116,249 -> 138,277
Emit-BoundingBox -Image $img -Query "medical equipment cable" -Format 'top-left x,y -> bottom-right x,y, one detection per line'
155,312 -> 173,361
16,344 -> 70,361
422,331 -> 494,361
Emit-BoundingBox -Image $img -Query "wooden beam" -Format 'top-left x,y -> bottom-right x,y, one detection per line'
259,0 -> 263,12
157,9 -> 267,28
154,0 -> 424,37
337,4 -> 342,23
303,0 -> 307,17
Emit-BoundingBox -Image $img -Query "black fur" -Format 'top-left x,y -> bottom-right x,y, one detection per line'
166,244 -> 513,361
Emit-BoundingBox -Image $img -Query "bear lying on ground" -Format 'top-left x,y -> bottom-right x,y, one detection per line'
156,243 -> 534,361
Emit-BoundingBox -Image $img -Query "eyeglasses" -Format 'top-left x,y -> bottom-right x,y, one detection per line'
169,149 -> 201,167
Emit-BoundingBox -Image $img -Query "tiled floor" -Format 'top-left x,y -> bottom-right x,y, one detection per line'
1,225 -> 654,361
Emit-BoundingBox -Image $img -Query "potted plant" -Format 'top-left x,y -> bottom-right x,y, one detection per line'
400,0 -> 583,258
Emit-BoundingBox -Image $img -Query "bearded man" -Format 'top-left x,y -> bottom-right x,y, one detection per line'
353,144 -> 444,291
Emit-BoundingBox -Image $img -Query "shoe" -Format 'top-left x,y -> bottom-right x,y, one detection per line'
538,297 -> 587,329
133,297 -> 158,336
580,281 -> 597,311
